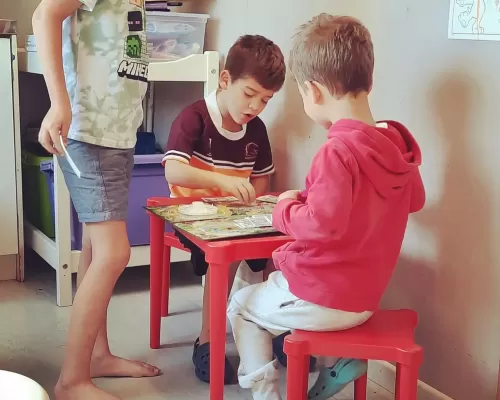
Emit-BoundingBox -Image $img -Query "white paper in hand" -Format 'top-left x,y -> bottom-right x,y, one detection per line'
60,136 -> 81,178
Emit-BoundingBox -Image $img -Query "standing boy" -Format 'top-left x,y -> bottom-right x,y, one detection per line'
163,35 -> 286,383
227,15 -> 426,400
33,0 -> 159,399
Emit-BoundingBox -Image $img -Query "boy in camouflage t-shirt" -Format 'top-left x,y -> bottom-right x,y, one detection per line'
33,0 -> 159,399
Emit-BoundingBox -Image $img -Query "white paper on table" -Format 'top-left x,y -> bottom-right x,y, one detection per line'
60,136 -> 81,178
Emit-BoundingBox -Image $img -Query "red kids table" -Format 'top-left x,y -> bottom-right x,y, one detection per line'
147,196 -> 293,399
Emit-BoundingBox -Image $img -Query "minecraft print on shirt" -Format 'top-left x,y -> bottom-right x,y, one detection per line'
117,9 -> 149,82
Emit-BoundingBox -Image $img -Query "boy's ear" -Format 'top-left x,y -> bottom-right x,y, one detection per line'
219,70 -> 231,90
305,81 -> 323,105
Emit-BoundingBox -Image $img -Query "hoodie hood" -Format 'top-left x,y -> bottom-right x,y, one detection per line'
329,119 -> 422,198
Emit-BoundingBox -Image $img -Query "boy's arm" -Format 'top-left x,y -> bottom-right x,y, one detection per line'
165,161 -> 256,204
409,170 -> 425,213
165,160 -> 226,190
272,146 -> 354,242
32,0 -> 83,154
250,176 -> 269,197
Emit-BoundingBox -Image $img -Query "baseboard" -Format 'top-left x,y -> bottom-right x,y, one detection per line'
368,360 -> 454,400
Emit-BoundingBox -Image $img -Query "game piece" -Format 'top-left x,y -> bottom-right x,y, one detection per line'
256,195 -> 279,204
178,201 -> 218,216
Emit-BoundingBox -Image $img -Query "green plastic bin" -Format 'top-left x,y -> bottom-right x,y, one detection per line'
22,149 -> 55,238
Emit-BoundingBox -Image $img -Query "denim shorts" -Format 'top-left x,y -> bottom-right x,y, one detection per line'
58,139 -> 134,223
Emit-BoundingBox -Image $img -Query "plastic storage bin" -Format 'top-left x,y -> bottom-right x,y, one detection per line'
128,154 -> 171,245
40,160 -> 82,250
22,150 -> 54,238
31,153 -> 170,249
146,12 -> 209,61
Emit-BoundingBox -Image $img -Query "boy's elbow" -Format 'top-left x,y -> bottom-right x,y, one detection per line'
32,1 -> 69,31
410,195 -> 425,213
32,6 -> 43,30
164,160 -> 184,184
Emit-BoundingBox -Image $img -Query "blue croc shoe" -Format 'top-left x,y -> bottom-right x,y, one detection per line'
307,358 -> 368,400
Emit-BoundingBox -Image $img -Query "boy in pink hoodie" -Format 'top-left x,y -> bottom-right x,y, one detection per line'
227,14 -> 425,400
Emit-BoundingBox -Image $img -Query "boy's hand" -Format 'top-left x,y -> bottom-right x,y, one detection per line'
278,190 -> 301,202
39,98 -> 72,156
217,175 -> 256,205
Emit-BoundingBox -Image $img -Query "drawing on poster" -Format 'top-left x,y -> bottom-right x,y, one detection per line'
449,0 -> 500,40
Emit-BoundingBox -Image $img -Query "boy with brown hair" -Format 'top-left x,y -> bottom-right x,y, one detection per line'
163,34 -> 286,383
227,14 -> 425,400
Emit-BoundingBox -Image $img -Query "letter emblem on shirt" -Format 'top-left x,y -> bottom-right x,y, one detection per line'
245,142 -> 259,160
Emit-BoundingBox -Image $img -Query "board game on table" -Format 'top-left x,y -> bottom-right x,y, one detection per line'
145,195 -> 280,241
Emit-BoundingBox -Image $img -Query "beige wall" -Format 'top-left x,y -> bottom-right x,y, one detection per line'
157,2 -> 500,399
4,0 -> 499,399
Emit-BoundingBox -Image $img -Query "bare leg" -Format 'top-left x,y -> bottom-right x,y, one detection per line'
199,261 -> 239,345
55,221 -> 156,400
76,225 -> 159,378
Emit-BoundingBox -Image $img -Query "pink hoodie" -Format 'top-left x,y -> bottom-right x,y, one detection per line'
272,119 -> 425,312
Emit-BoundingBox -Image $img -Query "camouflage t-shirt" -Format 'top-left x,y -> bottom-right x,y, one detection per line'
62,0 -> 149,149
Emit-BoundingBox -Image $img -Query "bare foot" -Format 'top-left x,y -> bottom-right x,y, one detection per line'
55,381 -> 119,400
91,354 -> 160,378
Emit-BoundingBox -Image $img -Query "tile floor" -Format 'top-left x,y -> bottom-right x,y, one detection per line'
0,253 -> 394,399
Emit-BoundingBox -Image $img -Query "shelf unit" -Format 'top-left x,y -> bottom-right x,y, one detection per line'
19,50 -> 220,306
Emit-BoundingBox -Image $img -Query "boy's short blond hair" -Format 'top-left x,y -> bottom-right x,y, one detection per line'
290,14 -> 374,98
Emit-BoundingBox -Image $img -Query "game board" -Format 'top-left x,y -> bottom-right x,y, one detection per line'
174,215 -> 277,241
145,196 -> 279,240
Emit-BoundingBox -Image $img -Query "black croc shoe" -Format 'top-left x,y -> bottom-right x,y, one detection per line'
192,338 -> 234,384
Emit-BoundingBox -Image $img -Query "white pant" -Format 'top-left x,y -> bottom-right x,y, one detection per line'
227,271 -> 372,400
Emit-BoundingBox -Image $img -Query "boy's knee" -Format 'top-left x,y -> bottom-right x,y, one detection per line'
92,237 -> 130,273
227,294 -> 244,320
87,220 -> 130,272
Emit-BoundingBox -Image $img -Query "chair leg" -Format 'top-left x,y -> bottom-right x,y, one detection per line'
354,374 -> 368,400
161,245 -> 171,317
395,363 -> 419,400
286,353 -> 309,400
149,215 -> 164,349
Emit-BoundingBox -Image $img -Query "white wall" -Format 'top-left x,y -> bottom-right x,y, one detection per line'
4,1 -> 499,399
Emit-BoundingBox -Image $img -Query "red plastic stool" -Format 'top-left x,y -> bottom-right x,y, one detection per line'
284,309 -> 423,400
161,232 -> 190,318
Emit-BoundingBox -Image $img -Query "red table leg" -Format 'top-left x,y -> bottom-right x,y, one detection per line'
161,244 -> 171,317
209,262 -> 229,400
150,214 -> 164,349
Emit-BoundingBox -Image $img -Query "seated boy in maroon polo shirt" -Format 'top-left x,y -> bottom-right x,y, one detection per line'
163,35 -> 286,384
